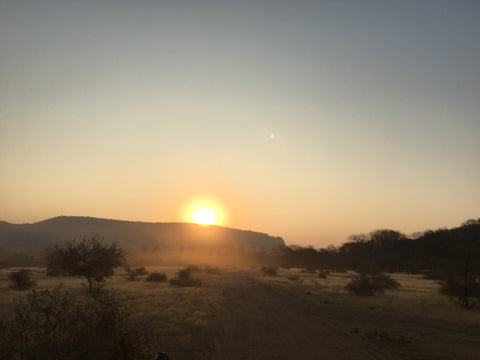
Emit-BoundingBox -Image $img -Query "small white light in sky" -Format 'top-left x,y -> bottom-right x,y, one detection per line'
269,133 -> 276,139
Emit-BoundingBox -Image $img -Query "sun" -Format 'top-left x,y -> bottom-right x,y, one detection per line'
183,196 -> 227,226
193,208 -> 216,225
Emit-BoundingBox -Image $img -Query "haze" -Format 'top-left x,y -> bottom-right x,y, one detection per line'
1,0 -> 479,247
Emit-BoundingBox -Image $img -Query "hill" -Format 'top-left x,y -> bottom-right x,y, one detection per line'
0,216 -> 285,258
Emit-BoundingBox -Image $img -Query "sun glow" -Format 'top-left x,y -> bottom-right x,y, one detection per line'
193,208 -> 216,225
183,197 -> 227,226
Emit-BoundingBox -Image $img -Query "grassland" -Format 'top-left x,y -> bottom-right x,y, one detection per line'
1,267 -> 480,359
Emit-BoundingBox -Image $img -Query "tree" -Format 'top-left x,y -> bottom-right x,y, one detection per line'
437,220 -> 480,309
46,236 -> 125,292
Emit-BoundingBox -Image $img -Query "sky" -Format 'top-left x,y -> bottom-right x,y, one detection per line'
1,0 -> 479,247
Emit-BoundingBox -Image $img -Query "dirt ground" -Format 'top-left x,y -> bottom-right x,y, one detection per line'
195,270 -> 480,360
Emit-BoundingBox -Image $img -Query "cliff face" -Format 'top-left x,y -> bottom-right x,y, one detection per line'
0,216 -> 285,257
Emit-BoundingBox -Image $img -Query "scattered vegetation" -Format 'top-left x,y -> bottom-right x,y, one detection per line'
46,236 -> 125,292
346,273 -> 400,296
169,267 -> 201,287
125,266 -> 148,280
146,272 -> 167,282
0,286 -> 147,360
8,269 -> 36,290
261,266 -> 278,276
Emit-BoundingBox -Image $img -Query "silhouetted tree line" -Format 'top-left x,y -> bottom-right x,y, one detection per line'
2,219 -> 478,276
253,219 -> 480,276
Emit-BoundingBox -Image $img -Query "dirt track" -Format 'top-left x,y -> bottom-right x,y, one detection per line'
209,272 -> 480,360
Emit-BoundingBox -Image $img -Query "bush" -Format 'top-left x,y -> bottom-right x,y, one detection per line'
125,266 -> 148,280
0,286 -> 147,359
8,269 -> 36,290
146,272 -> 167,282
261,266 -> 277,276
346,273 -> 400,296
439,275 -> 480,309
169,267 -> 201,287
134,266 -> 148,276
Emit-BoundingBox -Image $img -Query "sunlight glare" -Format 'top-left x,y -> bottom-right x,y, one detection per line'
193,208 -> 216,225
183,197 -> 227,226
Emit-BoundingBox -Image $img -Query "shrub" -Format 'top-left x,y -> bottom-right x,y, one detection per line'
125,266 -> 148,280
439,275 -> 480,309
135,266 -> 148,276
8,269 -> 36,290
373,273 -> 400,289
1,286 -> 147,359
261,266 -> 277,276
146,272 -> 167,282
346,273 -> 400,296
169,267 -> 201,287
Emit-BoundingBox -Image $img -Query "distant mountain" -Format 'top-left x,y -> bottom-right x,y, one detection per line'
0,216 -> 285,257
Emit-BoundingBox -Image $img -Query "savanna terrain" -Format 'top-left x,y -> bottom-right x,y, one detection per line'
1,267 -> 480,360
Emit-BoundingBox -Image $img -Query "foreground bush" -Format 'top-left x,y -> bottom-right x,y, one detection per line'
8,269 -> 36,290
346,273 -> 400,296
146,272 -> 167,282
169,267 -> 201,287
0,286 -> 147,360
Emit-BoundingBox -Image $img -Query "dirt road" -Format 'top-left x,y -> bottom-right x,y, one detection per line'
210,272 -> 480,360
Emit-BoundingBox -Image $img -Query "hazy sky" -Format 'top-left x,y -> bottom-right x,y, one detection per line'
1,0 -> 479,247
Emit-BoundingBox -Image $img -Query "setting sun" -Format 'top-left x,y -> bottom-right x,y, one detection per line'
193,208 -> 216,225
183,197 -> 227,226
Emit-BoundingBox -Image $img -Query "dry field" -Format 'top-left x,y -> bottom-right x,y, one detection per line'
1,267 -> 480,359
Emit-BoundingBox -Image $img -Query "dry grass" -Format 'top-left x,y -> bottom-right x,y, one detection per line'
252,268 -> 480,325
1,266 -> 479,358
0,266 -> 226,358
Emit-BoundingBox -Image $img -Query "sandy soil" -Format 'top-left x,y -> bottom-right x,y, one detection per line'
204,271 -> 480,360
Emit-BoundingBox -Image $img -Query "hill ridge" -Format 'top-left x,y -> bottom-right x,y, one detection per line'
0,216 -> 285,257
